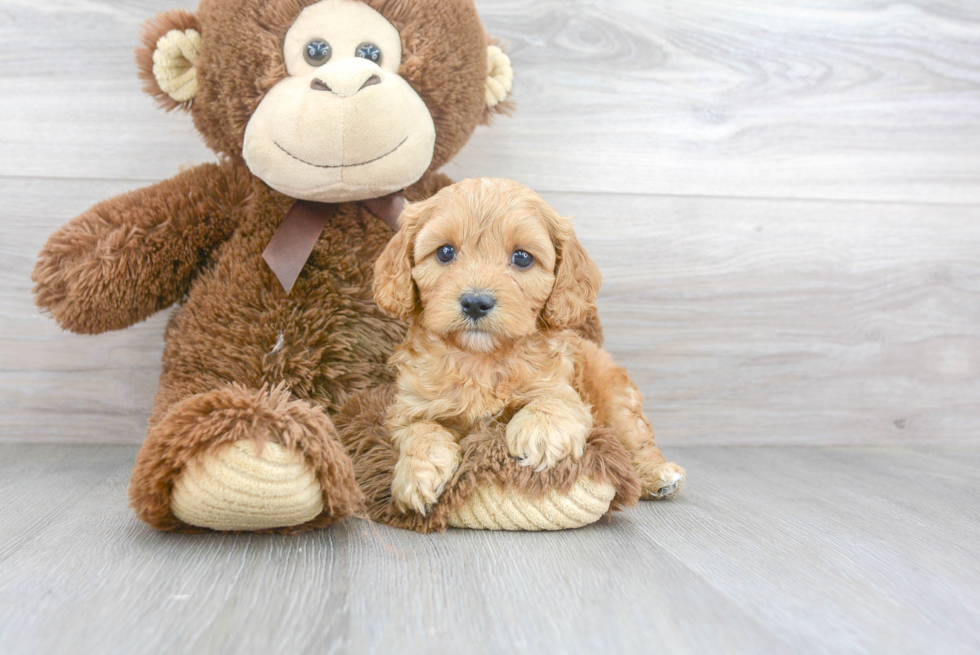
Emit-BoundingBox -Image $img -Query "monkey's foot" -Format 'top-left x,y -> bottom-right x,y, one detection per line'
446,476 -> 616,531
337,387 -> 643,533
171,439 -> 324,531
130,383 -> 362,533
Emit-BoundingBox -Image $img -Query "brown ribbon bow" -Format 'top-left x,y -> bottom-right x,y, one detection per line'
262,192 -> 405,294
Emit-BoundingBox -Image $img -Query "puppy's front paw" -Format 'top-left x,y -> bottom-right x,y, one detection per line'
391,441 -> 462,515
506,403 -> 589,472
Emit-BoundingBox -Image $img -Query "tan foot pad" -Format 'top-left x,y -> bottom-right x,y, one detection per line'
447,477 -> 616,531
171,440 -> 323,531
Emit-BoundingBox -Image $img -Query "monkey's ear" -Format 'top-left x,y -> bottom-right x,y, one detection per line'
540,207 -> 603,331
373,200 -> 433,321
482,42 -> 514,124
136,9 -> 201,111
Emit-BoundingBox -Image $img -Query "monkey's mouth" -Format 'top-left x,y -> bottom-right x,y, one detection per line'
274,136 -> 408,169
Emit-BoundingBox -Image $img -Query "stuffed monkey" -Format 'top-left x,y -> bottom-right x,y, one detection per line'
34,0 -> 514,532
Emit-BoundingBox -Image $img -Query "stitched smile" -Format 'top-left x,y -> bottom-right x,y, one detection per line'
274,137 -> 408,169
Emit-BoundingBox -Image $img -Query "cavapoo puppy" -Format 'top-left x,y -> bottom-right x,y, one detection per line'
373,178 -> 685,514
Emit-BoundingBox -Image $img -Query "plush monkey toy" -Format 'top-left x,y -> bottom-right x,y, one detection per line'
34,0 -> 631,533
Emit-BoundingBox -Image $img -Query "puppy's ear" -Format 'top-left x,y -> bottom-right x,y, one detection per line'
540,206 -> 603,331
373,201 -> 429,320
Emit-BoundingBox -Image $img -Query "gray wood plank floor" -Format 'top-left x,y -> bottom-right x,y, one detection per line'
1,444 -> 977,655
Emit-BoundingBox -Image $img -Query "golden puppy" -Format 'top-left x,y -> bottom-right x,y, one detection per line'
374,178 -> 685,514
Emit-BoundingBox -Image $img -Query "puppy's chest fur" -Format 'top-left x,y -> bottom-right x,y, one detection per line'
391,333 -> 575,435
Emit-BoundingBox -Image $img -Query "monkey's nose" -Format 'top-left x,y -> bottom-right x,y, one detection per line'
359,75 -> 381,90
310,78 -> 333,93
309,75 -> 380,94
309,60 -> 383,97
459,293 -> 495,321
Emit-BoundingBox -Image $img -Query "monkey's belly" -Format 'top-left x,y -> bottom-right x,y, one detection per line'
157,235 -> 404,415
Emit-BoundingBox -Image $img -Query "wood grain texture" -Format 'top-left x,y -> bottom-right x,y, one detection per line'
1,0 -> 979,201
1,444 -> 978,654
562,191 -> 980,446
4,178 -> 978,445
2,0 -> 979,446
454,0 -> 980,202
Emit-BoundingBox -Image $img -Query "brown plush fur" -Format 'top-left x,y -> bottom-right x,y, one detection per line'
131,383 -> 363,533
130,172 -> 464,530
136,0 -> 502,168
336,386 -> 641,533
136,9 -> 201,113
367,179 -> 684,520
32,161 -> 251,334
32,0 -> 510,532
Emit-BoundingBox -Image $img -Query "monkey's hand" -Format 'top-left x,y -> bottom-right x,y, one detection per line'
32,161 -> 248,334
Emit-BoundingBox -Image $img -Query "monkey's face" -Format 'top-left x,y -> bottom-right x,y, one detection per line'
139,0 -> 512,202
242,0 -> 436,203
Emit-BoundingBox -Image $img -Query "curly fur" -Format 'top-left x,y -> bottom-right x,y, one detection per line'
131,383 -> 363,533
32,0 -> 505,532
370,179 -> 685,518
336,386 -> 641,533
135,0 -> 497,167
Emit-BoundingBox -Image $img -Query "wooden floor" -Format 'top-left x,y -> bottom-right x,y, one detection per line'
0,444 -> 977,655
2,1 -> 979,653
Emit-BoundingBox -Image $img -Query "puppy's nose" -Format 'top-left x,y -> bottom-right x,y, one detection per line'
460,293 -> 495,320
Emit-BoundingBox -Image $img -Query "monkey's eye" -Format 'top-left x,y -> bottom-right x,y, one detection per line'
304,39 -> 332,66
435,245 -> 456,264
355,43 -> 382,64
512,250 -> 534,269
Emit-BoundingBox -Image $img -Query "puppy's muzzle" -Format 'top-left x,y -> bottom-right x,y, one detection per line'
459,292 -> 495,321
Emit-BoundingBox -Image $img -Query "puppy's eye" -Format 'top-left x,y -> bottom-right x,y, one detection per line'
304,39 -> 332,66
511,250 -> 534,269
356,43 -> 382,64
435,245 -> 456,264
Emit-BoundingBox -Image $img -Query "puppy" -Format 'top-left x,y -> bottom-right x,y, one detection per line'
373,178 -> 685,514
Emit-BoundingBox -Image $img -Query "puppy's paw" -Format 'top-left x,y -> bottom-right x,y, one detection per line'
391,441 -> 462,515
506,403 -> 589,472
640,462 -> 686,500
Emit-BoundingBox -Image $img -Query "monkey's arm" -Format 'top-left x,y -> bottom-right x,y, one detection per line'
32,160 -> 251,334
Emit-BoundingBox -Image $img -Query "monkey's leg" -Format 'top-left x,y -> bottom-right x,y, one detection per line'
129,382 -> 361,532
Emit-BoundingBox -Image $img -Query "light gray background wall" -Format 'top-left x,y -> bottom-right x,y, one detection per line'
2,0 -> 978,446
